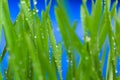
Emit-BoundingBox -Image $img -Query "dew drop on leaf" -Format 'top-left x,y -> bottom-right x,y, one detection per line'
36,9 -> 39,13
56,45 -> 58,48
26,18 -> 28,21
115,70 -> 118,73
28,8 -> 30,11
34,35 -> 37,39
68,49 -> 71,53
66,59 -> 69,63
86,36 -> 91,42
85,56 -> 89,60
112,36 -> 114,40
34,1 -> 37,5
56,27 -> 60,31
33,12 -> 36,15
42,36 -> 44,39
21,1 -> 25,4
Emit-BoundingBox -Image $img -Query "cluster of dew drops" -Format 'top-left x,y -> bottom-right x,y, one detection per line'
21,0 -> 39,16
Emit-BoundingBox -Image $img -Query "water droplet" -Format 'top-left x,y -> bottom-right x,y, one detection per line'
42,36 -> 44,39
5,71 -> 7,74
21,1 -> 25,4
36,9 -> 39,13
86,36 -> 91,42
92,67 -> 95,71
39,76 -> 43,80
55,60 -> 57,63
114,42 -> 116,46
7,47 -> 10,51
49,50 -> 51,53
26,18 -> 28,21
85,56 -> 89,60
100,60 -> 102,63
34,1 -> 37,5
68,49 -> 71,53
34,36 -> 37,39
70,60 -> 72,63
115,70 -> 118,73
56,45 -> 58,48
82,36 -> 84,41
70,60 -> 73,66
56,27 -> 59,31
2,75 -> 5,79
114,47 -> 116,50
0,54 -> 2,57
33,12 -> 36,15
28,8 -> 30,11
66,59 -> 69,63
90,51 -> 92,55
112,36 -> 114,40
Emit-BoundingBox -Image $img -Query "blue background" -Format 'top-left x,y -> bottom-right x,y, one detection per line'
0,0 -> 120,80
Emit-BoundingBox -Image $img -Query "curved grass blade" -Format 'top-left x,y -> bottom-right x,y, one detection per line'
2,0 -> 21,79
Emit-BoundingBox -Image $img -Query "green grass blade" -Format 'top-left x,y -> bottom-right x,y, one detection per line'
47,17 -> 62,79
0,0 -> 2,41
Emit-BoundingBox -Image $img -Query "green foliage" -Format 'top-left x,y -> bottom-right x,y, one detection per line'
0,0 -> 120,80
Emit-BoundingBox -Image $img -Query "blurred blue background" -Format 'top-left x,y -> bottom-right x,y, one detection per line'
0,0 -> 120,80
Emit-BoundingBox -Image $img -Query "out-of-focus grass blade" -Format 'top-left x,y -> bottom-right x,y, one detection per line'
108,32 -> 116,80
20,0 -> 34,35
55,1 -> 89,79
80,0 -> 103,79
55,7 -> 71,50
2,0 -> 21,79
115,18 -> 120,56
90,0 -> 102,51
55,5 -> 75,80
81,3 -> 90,35
0,73 -> 2,80
110,1 -> 117,19
14,11 -> 33,80
72,21 -> 78,31
105,0 -> 117,79
0,0 -> 2,40
2,0 -> 16,51
99,14 -> 109,50
99,0 -> 110,50
47,17 -> 62,79
55,6 -> 86,56
25,33 -> 43,80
